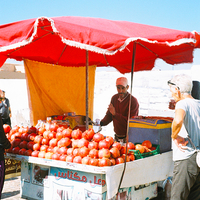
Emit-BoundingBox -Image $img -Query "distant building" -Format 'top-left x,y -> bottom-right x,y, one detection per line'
0,63 -> 25,79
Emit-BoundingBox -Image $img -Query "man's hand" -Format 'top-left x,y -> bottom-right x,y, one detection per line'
108,103 -> 116,116
173,135 -> 188,152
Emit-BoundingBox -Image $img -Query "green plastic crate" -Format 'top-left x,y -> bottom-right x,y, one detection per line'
129,144 -> 160,160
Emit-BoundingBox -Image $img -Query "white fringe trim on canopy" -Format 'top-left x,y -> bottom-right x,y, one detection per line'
0,16 -> 198,56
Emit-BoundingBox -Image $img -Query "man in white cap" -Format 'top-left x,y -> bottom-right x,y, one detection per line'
100,77 -> 139,142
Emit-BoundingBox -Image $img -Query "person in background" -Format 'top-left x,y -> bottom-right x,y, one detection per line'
0,90 -> 11,127
168,74 -> 200,200
100,77 -> 139,143
0,90 -> 11,198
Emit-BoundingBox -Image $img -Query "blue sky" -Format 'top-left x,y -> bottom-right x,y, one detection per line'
1,0 -> 200,70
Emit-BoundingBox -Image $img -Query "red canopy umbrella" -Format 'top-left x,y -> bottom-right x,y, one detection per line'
0,16 -> 200,197
0,16 -> 199,73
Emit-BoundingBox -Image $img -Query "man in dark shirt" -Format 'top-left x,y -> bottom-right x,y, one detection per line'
100,77 -> 139,142
0,90 -> 11,127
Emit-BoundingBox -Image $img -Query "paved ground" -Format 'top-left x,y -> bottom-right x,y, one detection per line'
1,176 -> 28,200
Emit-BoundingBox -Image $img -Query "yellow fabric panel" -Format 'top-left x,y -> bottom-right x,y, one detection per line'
129,119 -> 172,129
129,122 -> 172,129
24,59 -> 96,126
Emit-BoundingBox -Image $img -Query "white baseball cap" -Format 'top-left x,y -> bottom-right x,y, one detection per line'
116,77 -> 128,87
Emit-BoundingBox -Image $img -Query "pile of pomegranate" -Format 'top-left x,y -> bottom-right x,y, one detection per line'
3,123 -> 153,167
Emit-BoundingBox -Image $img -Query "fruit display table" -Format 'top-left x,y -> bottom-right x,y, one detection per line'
5,151 -> 173,200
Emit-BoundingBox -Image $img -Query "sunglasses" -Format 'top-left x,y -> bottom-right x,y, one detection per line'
168,80 -> 180,90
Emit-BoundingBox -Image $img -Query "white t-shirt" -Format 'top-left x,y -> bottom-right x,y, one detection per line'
172,98 -> 200,161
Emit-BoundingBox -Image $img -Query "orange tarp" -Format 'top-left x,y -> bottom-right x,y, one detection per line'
24,59 -> 96,125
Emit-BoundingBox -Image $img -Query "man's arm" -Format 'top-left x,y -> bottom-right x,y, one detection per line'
0,116 -> 11,149
172,108 -> 188,150
171,108 -> 185,139
9,107 -> 11,118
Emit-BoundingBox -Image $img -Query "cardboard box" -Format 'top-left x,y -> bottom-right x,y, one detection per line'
5,158 -> 21,179
50,115 -> 89,130
128,118 -> 172,153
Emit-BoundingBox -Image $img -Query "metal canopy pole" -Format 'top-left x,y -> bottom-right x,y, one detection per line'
117,42 -> 137,193
86,50 -> 89,130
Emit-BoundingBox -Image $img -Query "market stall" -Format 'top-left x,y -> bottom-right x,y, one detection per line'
0,16 -> 200,199
0,16 -> 199,125
6,151 -> 173,199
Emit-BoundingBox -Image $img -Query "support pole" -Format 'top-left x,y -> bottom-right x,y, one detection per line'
117,42 -> 137,193
86,50 -> 89,130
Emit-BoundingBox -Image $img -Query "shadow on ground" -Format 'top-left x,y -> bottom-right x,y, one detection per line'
1,190 -> 20,199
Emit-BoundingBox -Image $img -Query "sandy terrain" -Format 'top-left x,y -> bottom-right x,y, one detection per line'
1,65 -> 200,137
